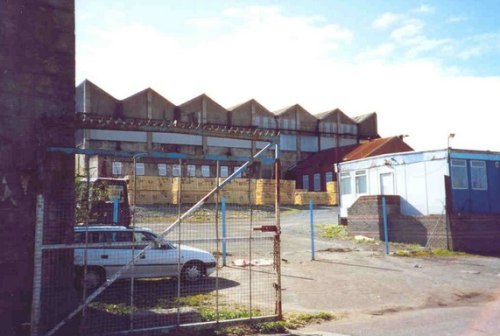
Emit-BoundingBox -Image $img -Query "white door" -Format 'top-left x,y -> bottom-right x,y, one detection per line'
380,173 -> 394,195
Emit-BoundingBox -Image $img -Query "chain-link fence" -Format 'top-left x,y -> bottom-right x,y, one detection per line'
33,145 -> 282,335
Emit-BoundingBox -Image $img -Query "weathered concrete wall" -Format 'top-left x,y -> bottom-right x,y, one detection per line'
0,1 -> 76,334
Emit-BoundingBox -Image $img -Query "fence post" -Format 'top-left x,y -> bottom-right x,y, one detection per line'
221,196 -> 227,267
113,197 -> 119,225
30,195 -> 44,336
382,197 -> 389,255
310,199 -> 315,261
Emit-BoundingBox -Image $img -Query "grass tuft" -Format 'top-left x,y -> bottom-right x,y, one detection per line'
320,225 -> 349,239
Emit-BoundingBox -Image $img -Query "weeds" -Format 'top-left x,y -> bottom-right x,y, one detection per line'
320,225 -> 349,239
394,244 -> 469,257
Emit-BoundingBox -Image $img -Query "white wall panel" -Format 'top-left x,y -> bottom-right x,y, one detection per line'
207,137 -> 252,149
89,129 -> 147,142
152,132 -> 202,145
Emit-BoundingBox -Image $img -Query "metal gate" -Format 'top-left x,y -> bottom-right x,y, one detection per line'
31,144 -> 282,335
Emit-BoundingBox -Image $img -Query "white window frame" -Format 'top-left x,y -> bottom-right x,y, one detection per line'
355,170 -> 367,194
340,172 -> 351,195
470,160 -> 487,190
172,164 -> 181,177
451,159 -> 468,189
201,165 -> 210,177
158,163 -> 167,176
135,162 -> 145,176
112,161 -> 122,176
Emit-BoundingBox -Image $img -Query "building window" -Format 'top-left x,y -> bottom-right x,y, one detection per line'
255,115 -> 260,127
470,160 -> 487,190
135,163 -> 145,176
112,162 -> 122,175
220,166 -> 229,177
451,159 -> 468,189
172,164 -> 181,177
340,172 -> 351,195
158,163 -> 167,176
302,175 -> 309,191
201,165 -> 210,177
355,170 -> 367,194
234,166 -> 242,178
187,164 -> 196,177
325,172 -> 333,183
290,119 -> 296,129
313,173 -> 321,191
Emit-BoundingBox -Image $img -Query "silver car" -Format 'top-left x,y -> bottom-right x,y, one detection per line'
74,226 -> 216,288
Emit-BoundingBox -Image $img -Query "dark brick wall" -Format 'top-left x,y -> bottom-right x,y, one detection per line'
0,1 -> 76,334
347,196 -> 500,254
347,196 -> 448,248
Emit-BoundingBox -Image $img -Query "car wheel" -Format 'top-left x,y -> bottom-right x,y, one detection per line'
77,267 -> 105,290
181,262 -> 204,283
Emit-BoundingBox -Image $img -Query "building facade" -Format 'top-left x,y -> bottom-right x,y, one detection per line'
75,80 -> 378,179
338,149 -> 500,255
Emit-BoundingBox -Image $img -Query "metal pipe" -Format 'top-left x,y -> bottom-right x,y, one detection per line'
176,159 -> 183,327
382,197 -> 389,255
310,199 -> 315,261
274,144 -> 283,319
248,174 -> 253,318
130,153 -> 146,331
215,161 -> 220,323
221,197 -> 227,266
30,195 -> 44,336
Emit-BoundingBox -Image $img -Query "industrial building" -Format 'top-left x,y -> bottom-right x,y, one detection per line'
75,80 -> 379,180
338,148 -> 500,255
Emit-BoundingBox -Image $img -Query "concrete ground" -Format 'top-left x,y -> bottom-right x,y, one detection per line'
278,206 -> 500,336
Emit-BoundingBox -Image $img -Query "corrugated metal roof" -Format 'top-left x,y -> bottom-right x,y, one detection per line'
342,136 -> 413,161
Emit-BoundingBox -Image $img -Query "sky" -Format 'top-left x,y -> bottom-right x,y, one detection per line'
76,0 -> 500,151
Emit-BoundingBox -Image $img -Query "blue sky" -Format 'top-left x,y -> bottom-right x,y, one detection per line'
76,1 -> 500,151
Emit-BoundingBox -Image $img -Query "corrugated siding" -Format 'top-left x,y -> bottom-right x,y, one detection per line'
300,135 -> 318,152
280,134 -> 297,151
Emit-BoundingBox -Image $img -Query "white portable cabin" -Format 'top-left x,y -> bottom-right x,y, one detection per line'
338,149 -> 449,218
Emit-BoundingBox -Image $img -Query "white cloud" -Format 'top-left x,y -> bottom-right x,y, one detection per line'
390,19 -> 424,41
76,5 -> 500,152
186,17 -> 222,28
446,15 -> 468,24
412,5 -> 435,14
372,12 -> 403,29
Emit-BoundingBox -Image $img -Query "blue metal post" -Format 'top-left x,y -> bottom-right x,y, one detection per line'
221,196 -> 227,266
113,197 -> 119,225
382,197 -> 389,255
310,199 -> 315,260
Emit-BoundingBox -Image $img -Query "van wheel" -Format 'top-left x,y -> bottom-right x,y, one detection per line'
181,262 -> 204,283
